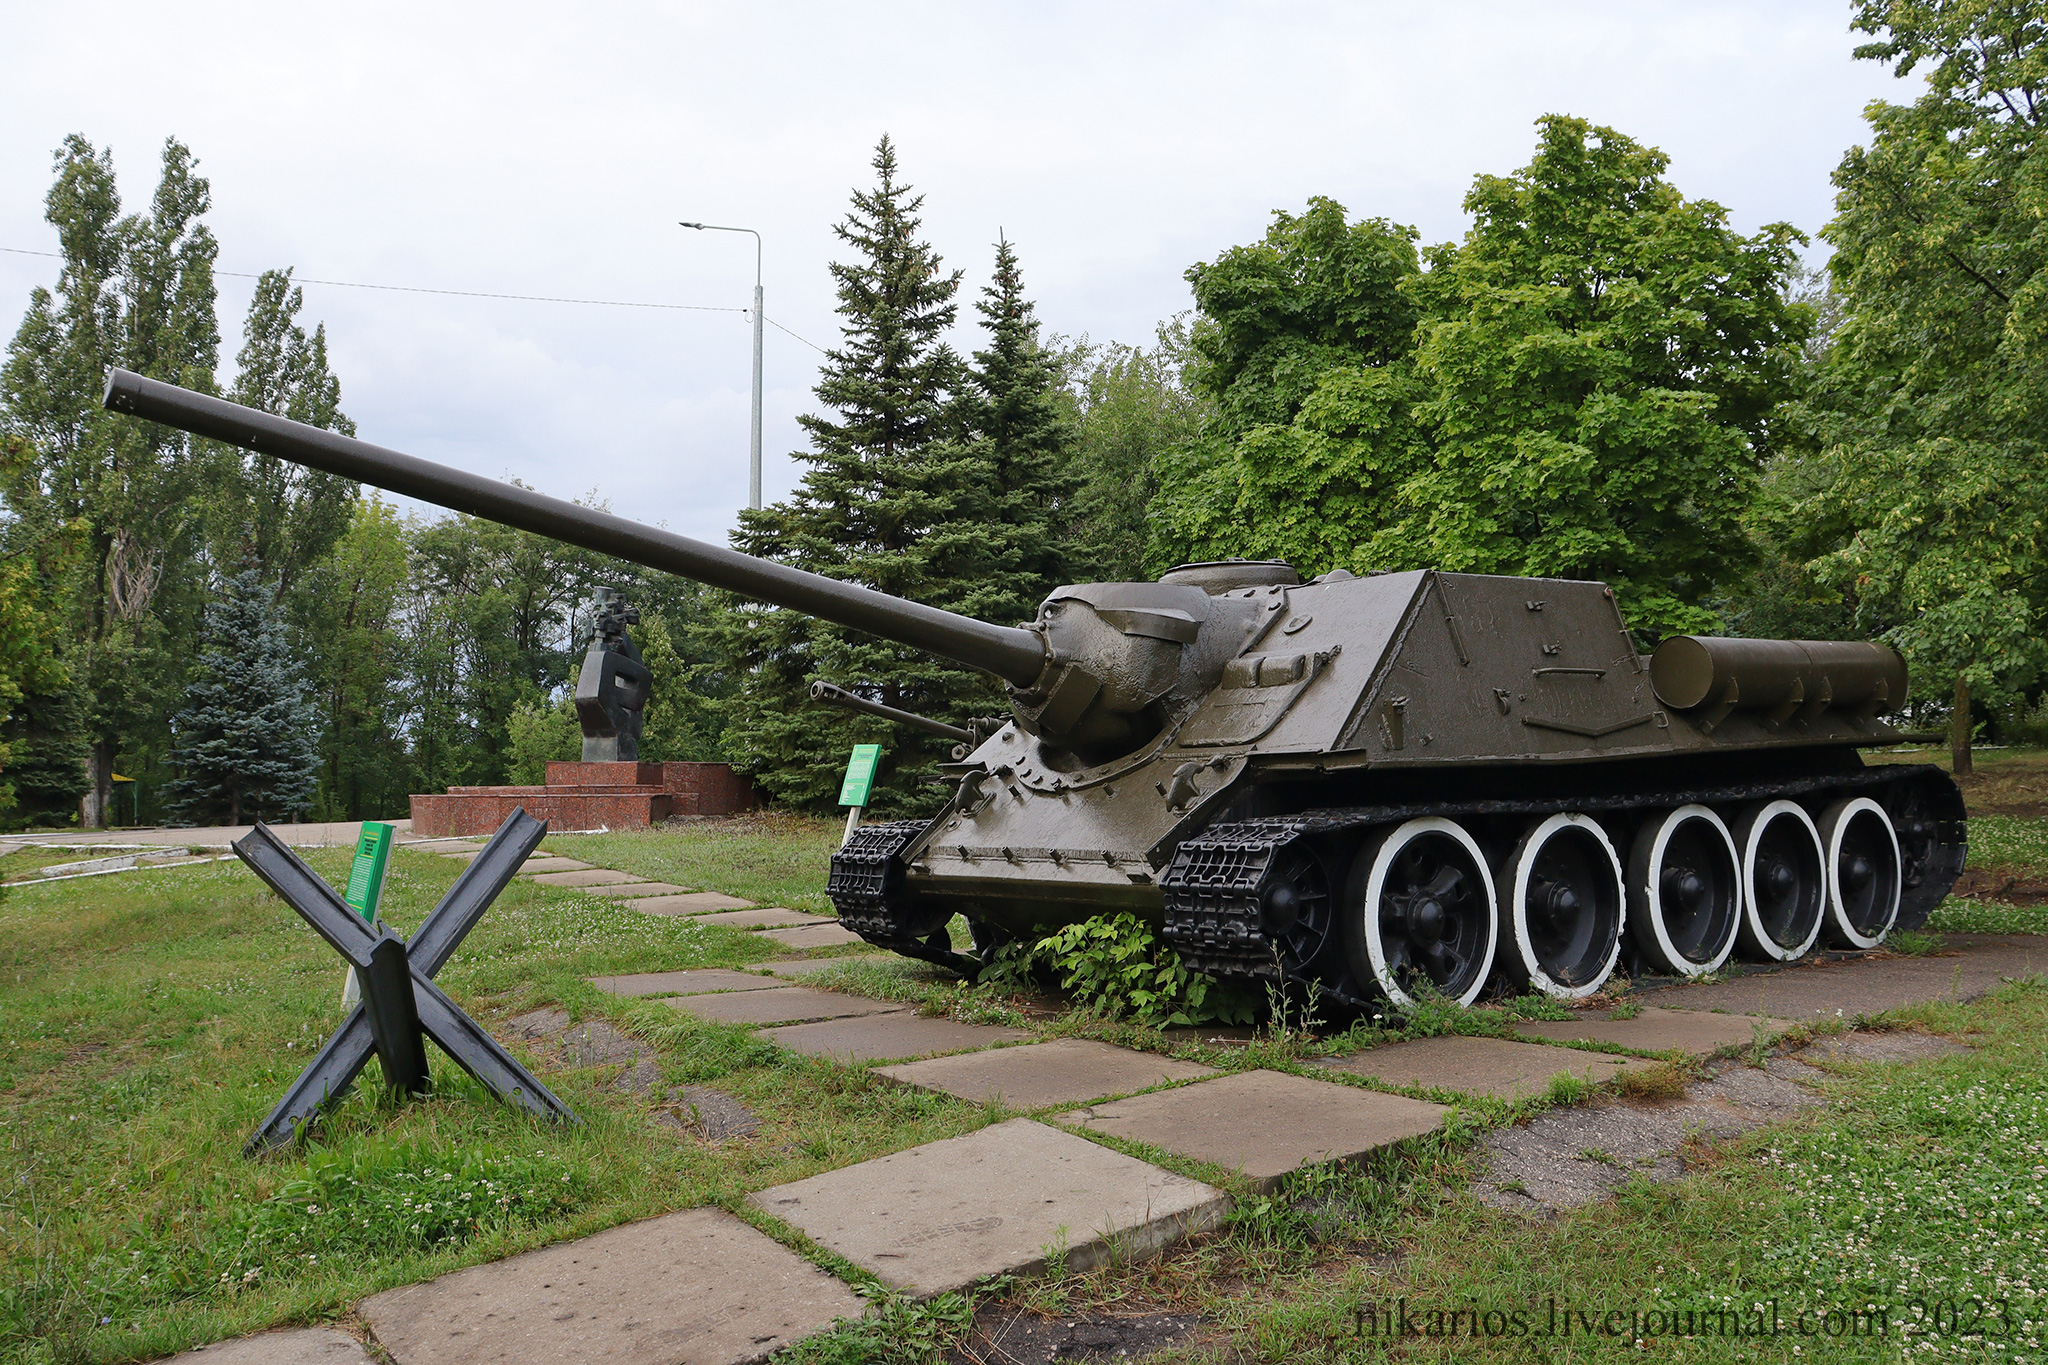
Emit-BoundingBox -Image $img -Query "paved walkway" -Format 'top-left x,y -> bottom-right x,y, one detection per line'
165,836 -> 2047,1363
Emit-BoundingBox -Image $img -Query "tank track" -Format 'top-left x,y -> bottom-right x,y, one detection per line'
1160,764 -> 1966,995
827,819 -> 986,979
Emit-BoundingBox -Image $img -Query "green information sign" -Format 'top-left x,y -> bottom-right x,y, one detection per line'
344,822 -> 395,922
837,744 -> 883,808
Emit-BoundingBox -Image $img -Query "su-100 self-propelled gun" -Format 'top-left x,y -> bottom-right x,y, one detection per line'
108,369 -> 1966,1011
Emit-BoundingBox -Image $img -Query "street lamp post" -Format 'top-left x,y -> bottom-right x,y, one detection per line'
679,221 -> 764,512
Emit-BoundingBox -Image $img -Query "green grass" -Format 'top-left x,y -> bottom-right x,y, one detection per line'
939,979 -> 2048,1363
1962,813 -> 2048,876
0,846 -> 991,1365
7,810 -> 2047,1364
1926,897 -> 2048,934
0,849 -> 121,884
540,812 -> 842,914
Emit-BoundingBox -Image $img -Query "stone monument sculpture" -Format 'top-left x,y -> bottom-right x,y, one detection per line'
573,587 -> 653,762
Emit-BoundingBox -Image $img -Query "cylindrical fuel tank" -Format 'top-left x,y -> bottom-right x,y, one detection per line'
1649,636 -> 1907,716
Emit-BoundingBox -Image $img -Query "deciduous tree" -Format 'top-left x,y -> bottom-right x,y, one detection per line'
1793,0 -> 2048,772
0,135 -> 220,824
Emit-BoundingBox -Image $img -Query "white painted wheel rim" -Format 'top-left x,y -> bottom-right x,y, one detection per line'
1633,804 -> 1741,977
1508,812 -> 1626,999
1738,799 -> 1826,962
1822,796 -> 1902,949
1363,817 -> 1500,1009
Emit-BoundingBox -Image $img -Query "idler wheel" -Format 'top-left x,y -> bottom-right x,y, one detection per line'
1626,805 -> 1741,977
1498,813 -> 1625,999
1818,796 -> 1901,949
1342,817 -> 1499,1008
1730,800 -> 1826,962
1256,842 -> 1338,974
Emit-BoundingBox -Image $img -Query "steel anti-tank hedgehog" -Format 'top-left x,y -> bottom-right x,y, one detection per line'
106,369 -> 1968,1013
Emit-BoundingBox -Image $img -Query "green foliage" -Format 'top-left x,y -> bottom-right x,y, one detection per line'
161,567 -> 322,825
203,267 -> 358,597
1,134 -> 222,826
505,692 -> 578,784
781,1285 -> 974,1365
1780,4 -> 2048,723
295,498 -> 416,819
1054,317 -> 1209,581
634,606 -> 728,763
721,138 -> 1069,813
1152,198 -> 1425,575
0,434 -> 78,826
1153,120 -> 1810,638
400,509 -> 614,791
1400,117 -> 1809,637
0,684 -> 89,830
78,1141 -> 583,1314
1029,912 -> 1252,1028
961,232 -> 1078,615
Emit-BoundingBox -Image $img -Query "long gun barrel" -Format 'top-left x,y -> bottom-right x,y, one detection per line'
808,680 -> 973,741
102,369 -> 1050,688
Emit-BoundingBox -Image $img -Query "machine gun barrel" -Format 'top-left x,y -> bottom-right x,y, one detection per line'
103,369 -> 1050,688
808,680 -> 973,741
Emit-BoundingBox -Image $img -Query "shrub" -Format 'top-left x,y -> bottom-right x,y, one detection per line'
1027,912 -> 1253,1027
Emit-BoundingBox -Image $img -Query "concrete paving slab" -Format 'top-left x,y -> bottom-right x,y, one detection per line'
529,868 -> 639,887
588,969 -> 783,998
753,954 -> 886,977
359,1206 -> 863,1365
451,852 -> 589,872
876,1039 -> 1215,1109
1514,1007 -> 1793,1055
1056,1070 -> 1446,1192
578,881 -> 693,899
160,1328 -> 371,1363
1643,934 -> 2046,1020
619,892 -> 758,916
757,922 -> 864,951
762,1013 -> 1032,1062
518,856 -> 591,872
1313,1035 -> 1662,1101
657,986 -> 909,1026
749,1117 -> 1229,1296
619,895 -> 724,917
693,907 -> 835,930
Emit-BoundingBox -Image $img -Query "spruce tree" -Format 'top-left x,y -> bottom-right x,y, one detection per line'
962,233 -> 1076,619
162,567 -> 321,825
722,136 -> 1002,812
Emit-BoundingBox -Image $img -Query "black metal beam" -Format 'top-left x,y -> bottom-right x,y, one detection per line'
237,810 -> 577,1153
104,369 -> 1050,688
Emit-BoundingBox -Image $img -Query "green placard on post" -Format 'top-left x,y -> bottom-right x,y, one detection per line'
837,744 -> 883,808
344,822 -> 395,922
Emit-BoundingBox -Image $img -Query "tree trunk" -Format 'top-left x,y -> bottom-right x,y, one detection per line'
1952,672 -> 1974,776
79,743 -> 115,829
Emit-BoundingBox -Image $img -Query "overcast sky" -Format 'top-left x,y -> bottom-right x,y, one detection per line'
1,1 -> 1913,547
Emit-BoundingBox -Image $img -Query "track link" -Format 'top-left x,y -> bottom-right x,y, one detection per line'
827,818 -> 985,978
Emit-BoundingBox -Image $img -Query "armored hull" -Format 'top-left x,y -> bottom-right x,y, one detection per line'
106,370 -> 1966,1011
837,566 -> 1963,1005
